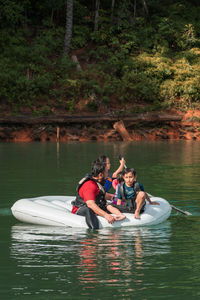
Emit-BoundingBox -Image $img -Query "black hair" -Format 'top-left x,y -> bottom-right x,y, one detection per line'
122,167 -> 136,177
116,171 -> 124,183
95,154 -> 108,165
91,161 -> 106,177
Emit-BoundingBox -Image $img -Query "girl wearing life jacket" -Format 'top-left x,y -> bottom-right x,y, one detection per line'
94,154 -> 126,193
115,168 -> 159,219
111,171 -> 124,205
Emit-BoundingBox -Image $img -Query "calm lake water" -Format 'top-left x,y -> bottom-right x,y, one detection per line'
0,141 -> 200,299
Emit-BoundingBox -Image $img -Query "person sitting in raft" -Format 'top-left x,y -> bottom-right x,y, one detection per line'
111,171 -> 124,205
71,161 -> 126,229
95,154 -> 126,193
114,168 -> 159,219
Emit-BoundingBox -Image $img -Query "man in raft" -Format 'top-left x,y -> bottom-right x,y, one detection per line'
71,161 -> 126,229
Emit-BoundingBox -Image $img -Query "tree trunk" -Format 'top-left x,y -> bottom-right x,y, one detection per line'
94,0 -> 100,31
141,0 -> 150,21
71,55 -> 82,71
133,0 -> 137,22
113,120 -> 132,141
64,0 -> 73,55
51,9 -> 54,22
130,0 -> 137,24
110,0 -> 115,23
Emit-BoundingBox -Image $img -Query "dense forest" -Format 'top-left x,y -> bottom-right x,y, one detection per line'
1,0 -> 200,116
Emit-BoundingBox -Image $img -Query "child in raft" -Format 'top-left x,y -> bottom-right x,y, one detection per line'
94,154 -> 126,193
111,171 -> 124,205
114,168 -> 159,219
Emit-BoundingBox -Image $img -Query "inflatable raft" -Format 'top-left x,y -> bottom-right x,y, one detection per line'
11,195 -> 171,228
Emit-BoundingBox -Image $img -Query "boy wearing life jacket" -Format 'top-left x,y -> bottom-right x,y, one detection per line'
116,168 -> 159,219
71,161 -> 126,229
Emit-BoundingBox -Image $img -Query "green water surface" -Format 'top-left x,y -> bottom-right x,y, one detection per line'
0,141 -> 200,299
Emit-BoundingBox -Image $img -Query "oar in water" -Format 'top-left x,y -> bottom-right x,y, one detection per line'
171,205 -> 192,216
118,154 -> 192,216
147,193 -> 192,216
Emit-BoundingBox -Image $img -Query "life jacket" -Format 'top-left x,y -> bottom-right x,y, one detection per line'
104,177 -> 113,192
72,175 -> 107,210
119,181 -> 141,209
84,172 -> 112,192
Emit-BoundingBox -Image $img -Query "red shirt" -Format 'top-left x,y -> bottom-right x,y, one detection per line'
72,180 -> 100,214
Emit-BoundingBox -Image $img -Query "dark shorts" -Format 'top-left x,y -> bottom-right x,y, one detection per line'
112,202 -> 146,214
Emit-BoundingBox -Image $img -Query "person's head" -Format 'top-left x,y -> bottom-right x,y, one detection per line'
116,171 -> 124,183
91,161 -> 108,182
122,168 -> 137,187
112,171 -> 124,190
95,155 -> 111,171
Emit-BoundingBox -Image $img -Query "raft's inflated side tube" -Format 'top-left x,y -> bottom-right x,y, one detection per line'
11,195 -> 171,228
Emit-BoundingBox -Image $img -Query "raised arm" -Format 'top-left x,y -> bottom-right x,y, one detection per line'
112,157 -> 126,178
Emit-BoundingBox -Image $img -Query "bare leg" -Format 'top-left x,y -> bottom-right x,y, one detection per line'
107,205 -> 126,221
134,191 -> 146,219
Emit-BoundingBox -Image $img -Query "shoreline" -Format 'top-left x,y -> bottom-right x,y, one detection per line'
0,110 -> 200,142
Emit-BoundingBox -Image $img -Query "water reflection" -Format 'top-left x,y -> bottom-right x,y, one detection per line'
56,142 -> 60,168
10,223 -> 171,298
76,225 -> 172,296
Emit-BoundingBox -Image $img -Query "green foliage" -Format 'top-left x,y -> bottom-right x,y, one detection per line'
177,24 -> 198,50
0,0 -> 26,28
40,105 -> 52,116
66,99 -> 75,113
62,79 -> 82,99
72,25 -> 90,48
119,70 -> 160,103
86,99 -> 98,112
1,0 -> 200,114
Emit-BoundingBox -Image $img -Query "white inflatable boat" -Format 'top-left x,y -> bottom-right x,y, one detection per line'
11,195 -> 171,228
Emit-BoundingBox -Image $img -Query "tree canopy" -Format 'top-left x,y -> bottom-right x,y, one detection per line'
0,0 -> 200,115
